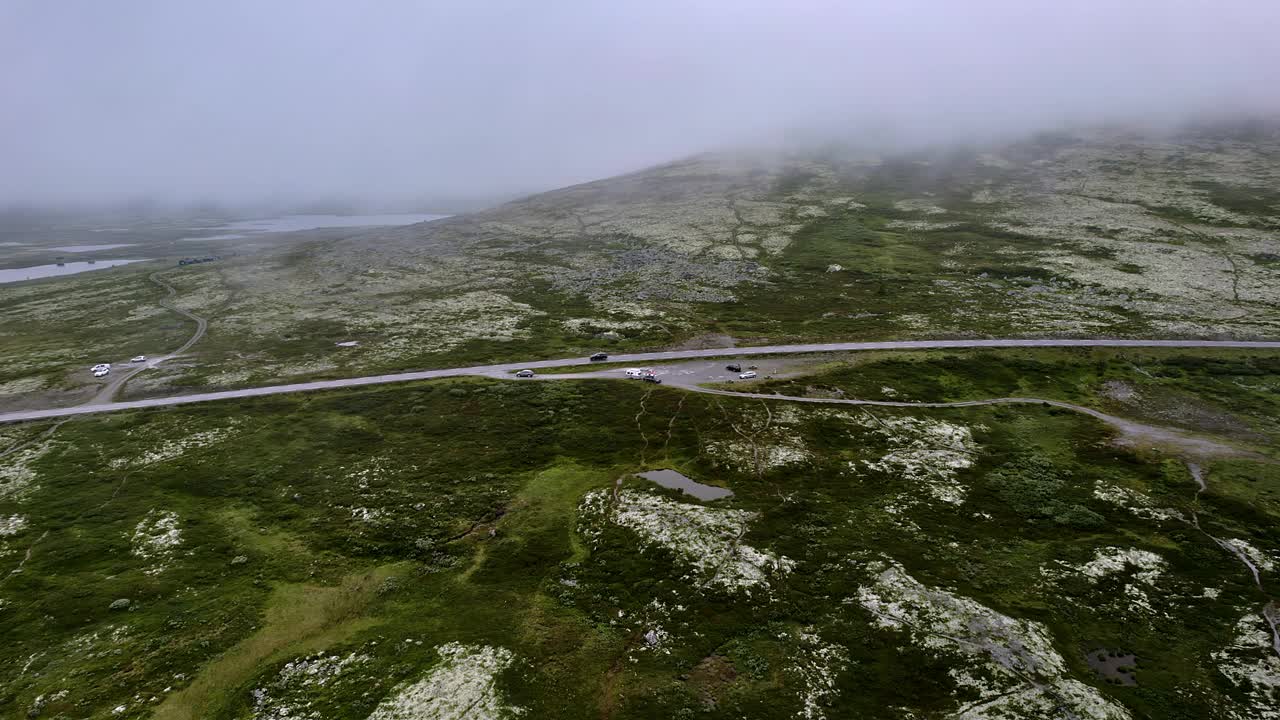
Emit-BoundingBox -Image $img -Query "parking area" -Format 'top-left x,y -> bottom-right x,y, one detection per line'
512,357 -> 818,387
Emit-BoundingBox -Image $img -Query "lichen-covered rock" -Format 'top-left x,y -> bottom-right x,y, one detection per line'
579,489 -> 794,596
1212,611 -> 1280,720
367,643 -> 522,720
853,415 -> 979,505
130,509 -> 182,575
0,514 -> 28,536
857,558 -> 1131,719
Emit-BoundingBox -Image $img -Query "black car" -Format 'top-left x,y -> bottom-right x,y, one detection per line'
725,364 -> 742,373
590,352 -> 609,361
642,375 -> 662,383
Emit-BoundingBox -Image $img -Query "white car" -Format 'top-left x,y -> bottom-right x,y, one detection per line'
91,363 -> 110,372
738,371 -> 758,380
624,368 -> 646,378
131,355 -> 147,363
93,368 -> 110,378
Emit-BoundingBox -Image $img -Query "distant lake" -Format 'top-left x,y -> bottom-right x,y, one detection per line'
54,244 -> 136,253
182,213 -> 449,241
0,259 -> 149,284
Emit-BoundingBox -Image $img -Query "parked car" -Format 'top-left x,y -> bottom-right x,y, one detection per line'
590,352 -> 609,361
625,368 -> 655,378
93,368 -> 110,378
642,375 -> 662,384
91,363 -> 110,372
131,355 -> 147,363
725,364 -> 742,372
738,371 -> 757,379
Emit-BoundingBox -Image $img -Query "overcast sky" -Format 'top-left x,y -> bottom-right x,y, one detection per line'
3,0 -> 1278,209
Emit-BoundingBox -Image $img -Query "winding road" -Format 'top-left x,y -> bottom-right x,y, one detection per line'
4,338 -> 1280,425
87,271 -> 210,405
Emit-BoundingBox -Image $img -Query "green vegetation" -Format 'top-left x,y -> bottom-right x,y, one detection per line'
989,454 -> 1105,528
155,564 -> 400,720
751,347 -> 1280,449
3,124 -> 1280,719
1,363 -> 1277,717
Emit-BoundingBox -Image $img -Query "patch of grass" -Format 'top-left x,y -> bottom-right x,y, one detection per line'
153,563 -> 403,720
1190,180 -> 1280,218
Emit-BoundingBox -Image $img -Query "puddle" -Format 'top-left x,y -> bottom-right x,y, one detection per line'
0,259 -> 149,284
1085,649 -> 1137,686
637,469 -> 733,501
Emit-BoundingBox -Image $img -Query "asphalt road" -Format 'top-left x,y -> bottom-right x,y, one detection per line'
4,338 -> 1280,424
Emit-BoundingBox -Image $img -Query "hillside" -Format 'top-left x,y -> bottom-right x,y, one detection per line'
4,124 -> 1280,405
3,124 -> 1280,719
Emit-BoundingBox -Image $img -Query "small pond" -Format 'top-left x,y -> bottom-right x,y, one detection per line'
637,469 -> 733,501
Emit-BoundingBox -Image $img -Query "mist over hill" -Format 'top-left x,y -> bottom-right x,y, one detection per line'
3,1 -> 1279,210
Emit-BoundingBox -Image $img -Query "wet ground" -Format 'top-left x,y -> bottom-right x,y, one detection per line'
1085,649 -> 1138,685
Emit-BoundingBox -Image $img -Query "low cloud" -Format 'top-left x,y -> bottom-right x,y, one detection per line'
2,0 -> 1277,209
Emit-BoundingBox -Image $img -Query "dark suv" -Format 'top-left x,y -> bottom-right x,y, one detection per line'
590,352 -> 609,361
642,375 -> 662,384
725,364 -> 742,373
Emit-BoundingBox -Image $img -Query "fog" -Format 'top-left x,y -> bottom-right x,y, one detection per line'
3,0 -> 1277,211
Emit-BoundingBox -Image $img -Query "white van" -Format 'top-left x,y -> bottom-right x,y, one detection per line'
624,368 -> 646,378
